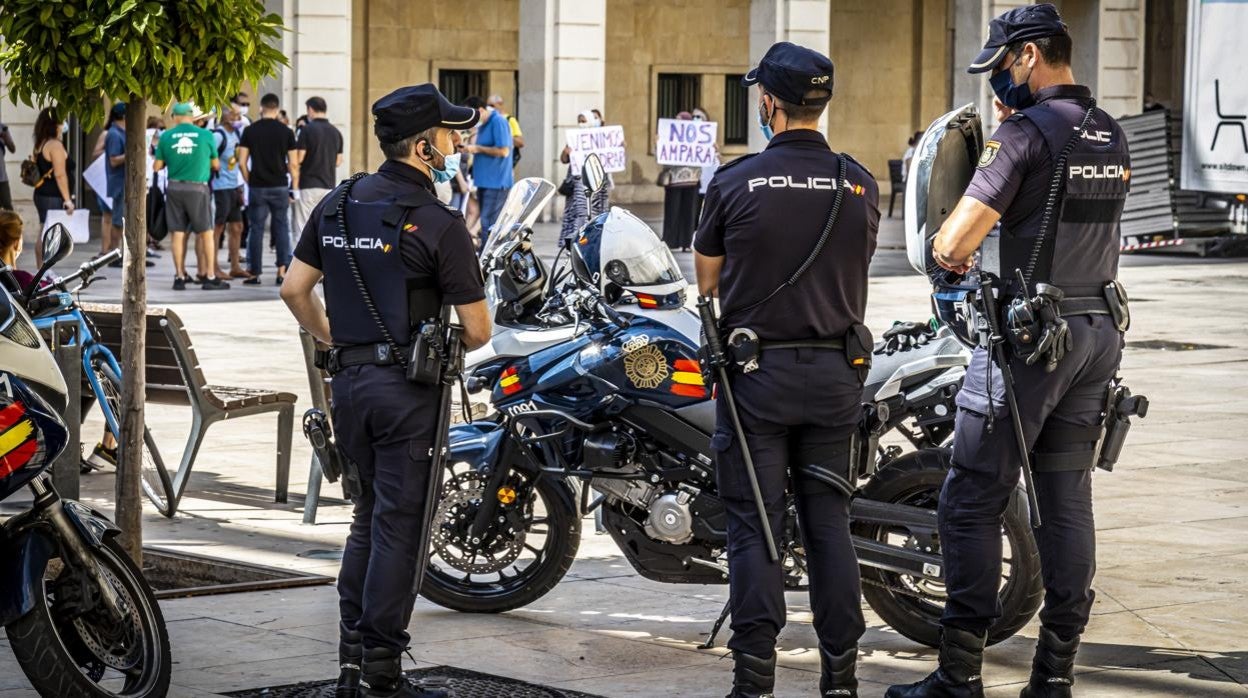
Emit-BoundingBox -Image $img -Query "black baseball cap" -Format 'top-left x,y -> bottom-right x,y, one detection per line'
742,42 -> 834,105
968,3 -> 1068,74
371,84 -> 479,144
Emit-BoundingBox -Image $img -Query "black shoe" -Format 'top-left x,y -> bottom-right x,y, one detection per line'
108,258 -> 123,268
819,645 -> 858,697
885,627 -> 986,698
726,650 -> 775,698
173,276 -> 187,291
195,274 -> 208,284
275,275 -> 284,286
201,277 -> 231,290
243,275 -> 262,285
359,647 -> 449,698
1019,628 -> 1079,698
336,627 -> 363,698
145,258 -> 155,267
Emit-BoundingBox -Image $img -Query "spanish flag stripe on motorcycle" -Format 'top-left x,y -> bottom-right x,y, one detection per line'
0,437 -> 38,480
671,371 -> 703,386
0,419 -> 35,459
0,402 -> 27,431
673,359 -> 700,373
669,384 -> 706,398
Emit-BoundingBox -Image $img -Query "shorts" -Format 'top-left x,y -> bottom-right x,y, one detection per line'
213,187 -> 244,225
165,181 -> 212,234
101,189 -> 125,227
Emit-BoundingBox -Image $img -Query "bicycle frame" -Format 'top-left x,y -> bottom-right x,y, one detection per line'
34,307 -> 125,440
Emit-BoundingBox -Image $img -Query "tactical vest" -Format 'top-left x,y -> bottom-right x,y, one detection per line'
316,178 -> 444,348
992,96 -> 1130,296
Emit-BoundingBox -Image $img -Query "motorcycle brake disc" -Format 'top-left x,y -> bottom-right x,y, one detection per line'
431,471 -> 526,574
70,563 -> 143,671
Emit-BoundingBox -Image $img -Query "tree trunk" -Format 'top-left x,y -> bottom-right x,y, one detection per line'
116,97 -> 149,564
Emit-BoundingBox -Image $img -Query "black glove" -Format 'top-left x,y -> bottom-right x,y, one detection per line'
1028,315 -> 1072,373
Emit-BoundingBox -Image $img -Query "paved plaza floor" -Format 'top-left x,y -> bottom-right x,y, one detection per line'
1,218 -> 1245,696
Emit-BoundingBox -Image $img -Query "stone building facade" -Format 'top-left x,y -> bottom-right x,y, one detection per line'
0,0 -> 1164,217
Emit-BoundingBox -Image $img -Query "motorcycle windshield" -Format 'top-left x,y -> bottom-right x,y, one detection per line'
481,177 -> 557,260
600,208 -> 684,287
905,104 -> 983,277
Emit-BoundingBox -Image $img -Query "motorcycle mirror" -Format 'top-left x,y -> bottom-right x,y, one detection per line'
582,153 -> 607,195
25,223 -> 74,302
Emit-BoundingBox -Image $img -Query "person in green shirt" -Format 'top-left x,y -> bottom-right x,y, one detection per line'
153,102 -> 229,290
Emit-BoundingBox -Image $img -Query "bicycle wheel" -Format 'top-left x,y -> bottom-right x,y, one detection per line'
93,361 -> 175,517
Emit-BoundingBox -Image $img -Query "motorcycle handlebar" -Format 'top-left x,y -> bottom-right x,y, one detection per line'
597,297 -> 630,329
38,248 -> 121,297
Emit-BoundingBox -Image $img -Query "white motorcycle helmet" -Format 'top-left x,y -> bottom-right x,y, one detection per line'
570,207 -> 686,308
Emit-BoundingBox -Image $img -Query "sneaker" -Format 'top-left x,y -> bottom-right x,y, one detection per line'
108,258 -> 123,268
195,274 -> 208,284
173,276 -> 187,291
202,277 -> 231,290
275,275 -> 284,286
146,249 -> 161,259
82,443 -> 118,473
243,276 -> 262,286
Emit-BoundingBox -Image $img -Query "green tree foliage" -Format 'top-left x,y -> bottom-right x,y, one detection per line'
0,0 -> 287,124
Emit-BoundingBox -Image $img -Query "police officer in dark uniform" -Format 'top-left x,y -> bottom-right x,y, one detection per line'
694,42 -> 880,698
887,6 -> 1132,698
281,83 -> 492,698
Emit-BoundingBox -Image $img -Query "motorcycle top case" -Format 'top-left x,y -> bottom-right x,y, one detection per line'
491,318 -> 709,412
905,103 -> 984,279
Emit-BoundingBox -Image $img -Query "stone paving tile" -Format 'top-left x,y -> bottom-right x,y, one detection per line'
547,661 -> 877,697
408,627 -> 721,684
990,658 -> 1248,697
166,617 -> 334,672
162,584 -> 340,631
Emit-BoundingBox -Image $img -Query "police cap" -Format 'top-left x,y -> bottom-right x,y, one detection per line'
742,42 -> 834,105
968,3 -> 1069,74
371,84 -> 480,144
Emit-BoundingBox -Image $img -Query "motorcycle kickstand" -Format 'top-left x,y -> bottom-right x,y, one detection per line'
698,598 -> 732,650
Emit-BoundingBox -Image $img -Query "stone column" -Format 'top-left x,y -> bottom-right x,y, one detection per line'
260,0 -> 353,181
1096,0 -> 1145,117
748,0 -> 832,150
518,0 -> 606,197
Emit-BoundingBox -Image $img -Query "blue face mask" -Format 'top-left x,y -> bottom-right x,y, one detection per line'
989,57 -> 1035,110
427,144 -> 460,184
757,101 -> 774,141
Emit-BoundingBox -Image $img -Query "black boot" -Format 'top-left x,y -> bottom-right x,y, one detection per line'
819,645 -> 858,697
359,647 -> 449,698
336,628 -> 363,698
1019,628 -> 1079,698
726,650 -> 776,698
884,627 -> 986,698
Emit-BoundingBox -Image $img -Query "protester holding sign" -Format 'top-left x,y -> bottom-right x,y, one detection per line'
560,110 -> 615,244
658,111 -> 702,251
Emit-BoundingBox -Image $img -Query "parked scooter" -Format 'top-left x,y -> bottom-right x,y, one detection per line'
420,167 -> 1042,648
0,225 -> 171,697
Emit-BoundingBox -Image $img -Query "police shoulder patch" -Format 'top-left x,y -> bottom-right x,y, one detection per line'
978,141 -> 1001,168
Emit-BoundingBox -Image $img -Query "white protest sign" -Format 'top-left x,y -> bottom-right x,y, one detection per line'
1181,0 -> 1248,193
43,209 -> 91,244
83,155 -> 112,209
566,125 -> 627,174
656,119 -> 718,167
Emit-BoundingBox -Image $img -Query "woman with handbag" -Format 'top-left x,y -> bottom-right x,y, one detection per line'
23,108 -> 76,265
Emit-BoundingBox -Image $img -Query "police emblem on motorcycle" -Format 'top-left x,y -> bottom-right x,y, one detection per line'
622,335 -> 669,389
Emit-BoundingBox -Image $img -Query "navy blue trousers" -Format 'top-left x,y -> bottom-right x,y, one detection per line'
712,348 -> 866,658
940,314 -> 1122,638
331,364 -> 439,651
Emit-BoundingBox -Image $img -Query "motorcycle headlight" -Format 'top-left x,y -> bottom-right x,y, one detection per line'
0,311 -> 41,349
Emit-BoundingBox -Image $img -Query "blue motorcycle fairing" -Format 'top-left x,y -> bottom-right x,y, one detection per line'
0,372 -> 71,500
0,498 -> 120,627
448,421 -> 508,471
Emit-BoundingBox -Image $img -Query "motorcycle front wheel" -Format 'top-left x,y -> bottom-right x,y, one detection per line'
5,536 -> 172,697
855,448 -> 1043,647
420,460 -> 581,613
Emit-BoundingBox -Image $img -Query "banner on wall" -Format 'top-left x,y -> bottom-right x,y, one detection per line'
655,118 -> 718,167
1181,0 -> 1248,194
566,125 -> 627,174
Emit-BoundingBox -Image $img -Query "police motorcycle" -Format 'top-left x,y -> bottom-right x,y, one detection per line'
0,225 -> 172,697
418,161 -> 1043,649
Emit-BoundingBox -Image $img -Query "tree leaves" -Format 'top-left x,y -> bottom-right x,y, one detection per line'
0,0 -> 289,129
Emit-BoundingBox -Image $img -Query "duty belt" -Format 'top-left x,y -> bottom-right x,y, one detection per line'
1055,296 -> 1112,317
317,342 -> 407,375
758,338 -> 846,352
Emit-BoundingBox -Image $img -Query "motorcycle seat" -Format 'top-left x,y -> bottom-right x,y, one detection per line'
862,335 -> 967,402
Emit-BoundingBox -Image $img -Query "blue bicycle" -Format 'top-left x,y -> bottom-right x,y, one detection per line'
27,249 -> 175,516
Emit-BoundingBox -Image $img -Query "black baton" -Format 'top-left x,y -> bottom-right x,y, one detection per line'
698,296 -> 779,563
977,276 -> 1042,528
413,318 -> 464,594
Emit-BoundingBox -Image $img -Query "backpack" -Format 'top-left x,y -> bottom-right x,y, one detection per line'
213,128 -> 229,157
19,145 -> 51,189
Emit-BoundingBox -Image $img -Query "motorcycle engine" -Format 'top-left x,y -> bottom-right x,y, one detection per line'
643,490 -> 694,544
586,431 -> 697,545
